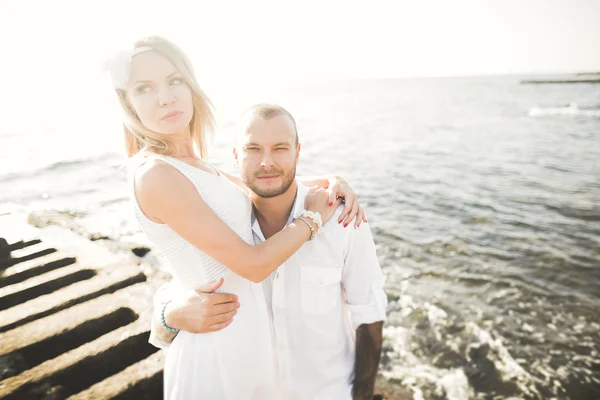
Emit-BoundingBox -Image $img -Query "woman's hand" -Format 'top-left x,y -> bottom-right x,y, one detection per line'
326,176 -> 367,228
304,187 -> 344,226
294,175 -> 368,229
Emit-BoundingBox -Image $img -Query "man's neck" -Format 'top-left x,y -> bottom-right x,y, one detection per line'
252,181 -> 298,239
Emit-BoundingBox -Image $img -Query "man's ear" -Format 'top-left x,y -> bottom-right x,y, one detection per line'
233,147 -> 240,167
296,143 -> 301,164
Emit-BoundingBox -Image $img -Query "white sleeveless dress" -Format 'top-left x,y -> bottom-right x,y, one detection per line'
128,154 -> 278,400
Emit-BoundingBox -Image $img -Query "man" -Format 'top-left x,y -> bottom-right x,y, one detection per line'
150,104 -> 387,399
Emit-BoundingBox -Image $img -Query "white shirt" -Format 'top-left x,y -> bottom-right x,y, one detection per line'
254,183 -> 387,400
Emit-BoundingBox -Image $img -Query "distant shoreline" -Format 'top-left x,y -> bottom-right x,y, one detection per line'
521,79 -> 600,84
522,71 -> 600,84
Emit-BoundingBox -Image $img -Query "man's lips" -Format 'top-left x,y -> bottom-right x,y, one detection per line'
256,174 -> 280,179
161,111 -> 183,121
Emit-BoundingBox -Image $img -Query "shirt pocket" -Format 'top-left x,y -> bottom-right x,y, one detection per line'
300,265 -> 342,314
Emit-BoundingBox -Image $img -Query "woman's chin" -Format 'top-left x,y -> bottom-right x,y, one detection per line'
155,118 -> 192,135
154,124 -> 189,136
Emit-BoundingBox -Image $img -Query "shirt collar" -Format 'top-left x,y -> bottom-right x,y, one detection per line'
251,181 -> 309,240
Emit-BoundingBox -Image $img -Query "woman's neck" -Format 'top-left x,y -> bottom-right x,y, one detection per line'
169,130 -> 197,159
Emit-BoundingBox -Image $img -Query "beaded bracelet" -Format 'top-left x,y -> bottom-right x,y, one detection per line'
161,300 -> 180,333
300,210 -> 323,229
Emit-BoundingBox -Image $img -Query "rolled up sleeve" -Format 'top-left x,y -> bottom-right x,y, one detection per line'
149,328 -> 170,349
342,222 -> 388,330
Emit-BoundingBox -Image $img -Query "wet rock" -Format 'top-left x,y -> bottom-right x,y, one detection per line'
89,234 -> 110,242
374,376 -> 413,399
0,238 -> 9,258
131,247 -> 151,258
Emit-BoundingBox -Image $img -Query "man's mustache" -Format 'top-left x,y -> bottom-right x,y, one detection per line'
254,169 -> 283,177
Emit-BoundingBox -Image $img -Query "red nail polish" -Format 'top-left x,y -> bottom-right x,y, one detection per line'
329,202 -> 333,206
344,222 -> 348,227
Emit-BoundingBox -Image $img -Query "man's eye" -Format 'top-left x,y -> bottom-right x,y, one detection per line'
275,148 -> 288,151
246,147 -> 259,151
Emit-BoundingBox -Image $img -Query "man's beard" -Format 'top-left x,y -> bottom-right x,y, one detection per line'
244,165 -> 297,198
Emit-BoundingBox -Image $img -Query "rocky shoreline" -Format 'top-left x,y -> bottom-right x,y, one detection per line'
0,215 -> 412,399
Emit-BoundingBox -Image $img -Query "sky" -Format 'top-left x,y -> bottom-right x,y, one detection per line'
1,0 -> 599,133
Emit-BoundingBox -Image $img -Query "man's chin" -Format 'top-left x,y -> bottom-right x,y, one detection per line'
247,182 -> 281,198
246,172 -> 296,199
254,188 -> 285,198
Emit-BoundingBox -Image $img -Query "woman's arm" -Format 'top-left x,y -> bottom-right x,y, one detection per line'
135,160 -> 338,283
219,170 -> 249,194
221,170 -> 366,228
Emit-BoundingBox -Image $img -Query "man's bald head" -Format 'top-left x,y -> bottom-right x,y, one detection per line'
236,103 -> 299,147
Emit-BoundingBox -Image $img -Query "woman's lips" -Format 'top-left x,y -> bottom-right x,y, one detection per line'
161,111 -> 183,121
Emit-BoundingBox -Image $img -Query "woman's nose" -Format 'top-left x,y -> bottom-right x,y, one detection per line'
157,87 -> 176,107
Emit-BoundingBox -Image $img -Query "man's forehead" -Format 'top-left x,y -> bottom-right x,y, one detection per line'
237,115 -> 296,145
239,130 -> 294,146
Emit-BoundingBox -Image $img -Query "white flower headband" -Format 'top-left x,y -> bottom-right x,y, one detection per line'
104,46 -> 153,89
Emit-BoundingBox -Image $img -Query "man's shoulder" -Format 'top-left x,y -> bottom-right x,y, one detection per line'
321,204 -> 352,237
322,203 -> 374,241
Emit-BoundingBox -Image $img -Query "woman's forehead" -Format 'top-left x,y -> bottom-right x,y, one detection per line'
128,51 -> 177,82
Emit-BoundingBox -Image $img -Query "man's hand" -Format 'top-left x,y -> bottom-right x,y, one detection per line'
166,278 -> 240,333
154,278 -> 240,345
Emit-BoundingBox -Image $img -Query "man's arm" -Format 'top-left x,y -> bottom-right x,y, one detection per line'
149,278 -> 240,349
352,321 -> 384,400
339,215 -> 388,399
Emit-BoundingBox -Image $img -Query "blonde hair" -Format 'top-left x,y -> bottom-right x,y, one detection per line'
113,36 -> 215,159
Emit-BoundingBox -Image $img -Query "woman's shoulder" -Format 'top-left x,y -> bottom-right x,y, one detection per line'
135,157 -> 179,186
130,153 -> 182,192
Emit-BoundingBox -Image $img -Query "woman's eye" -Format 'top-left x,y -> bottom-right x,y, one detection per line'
136,85 -> 152,94
170,78 -> 183,85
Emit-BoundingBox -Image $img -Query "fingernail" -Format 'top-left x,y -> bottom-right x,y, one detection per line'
344,222 -> 348,227
329,202 -> 333,206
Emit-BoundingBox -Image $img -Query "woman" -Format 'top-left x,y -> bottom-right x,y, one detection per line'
108,36 -> 365,399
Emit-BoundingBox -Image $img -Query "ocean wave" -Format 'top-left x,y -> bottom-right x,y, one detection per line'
382,296 -> 547,399
529,103 -> 600,118
0,153 -> 120,183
